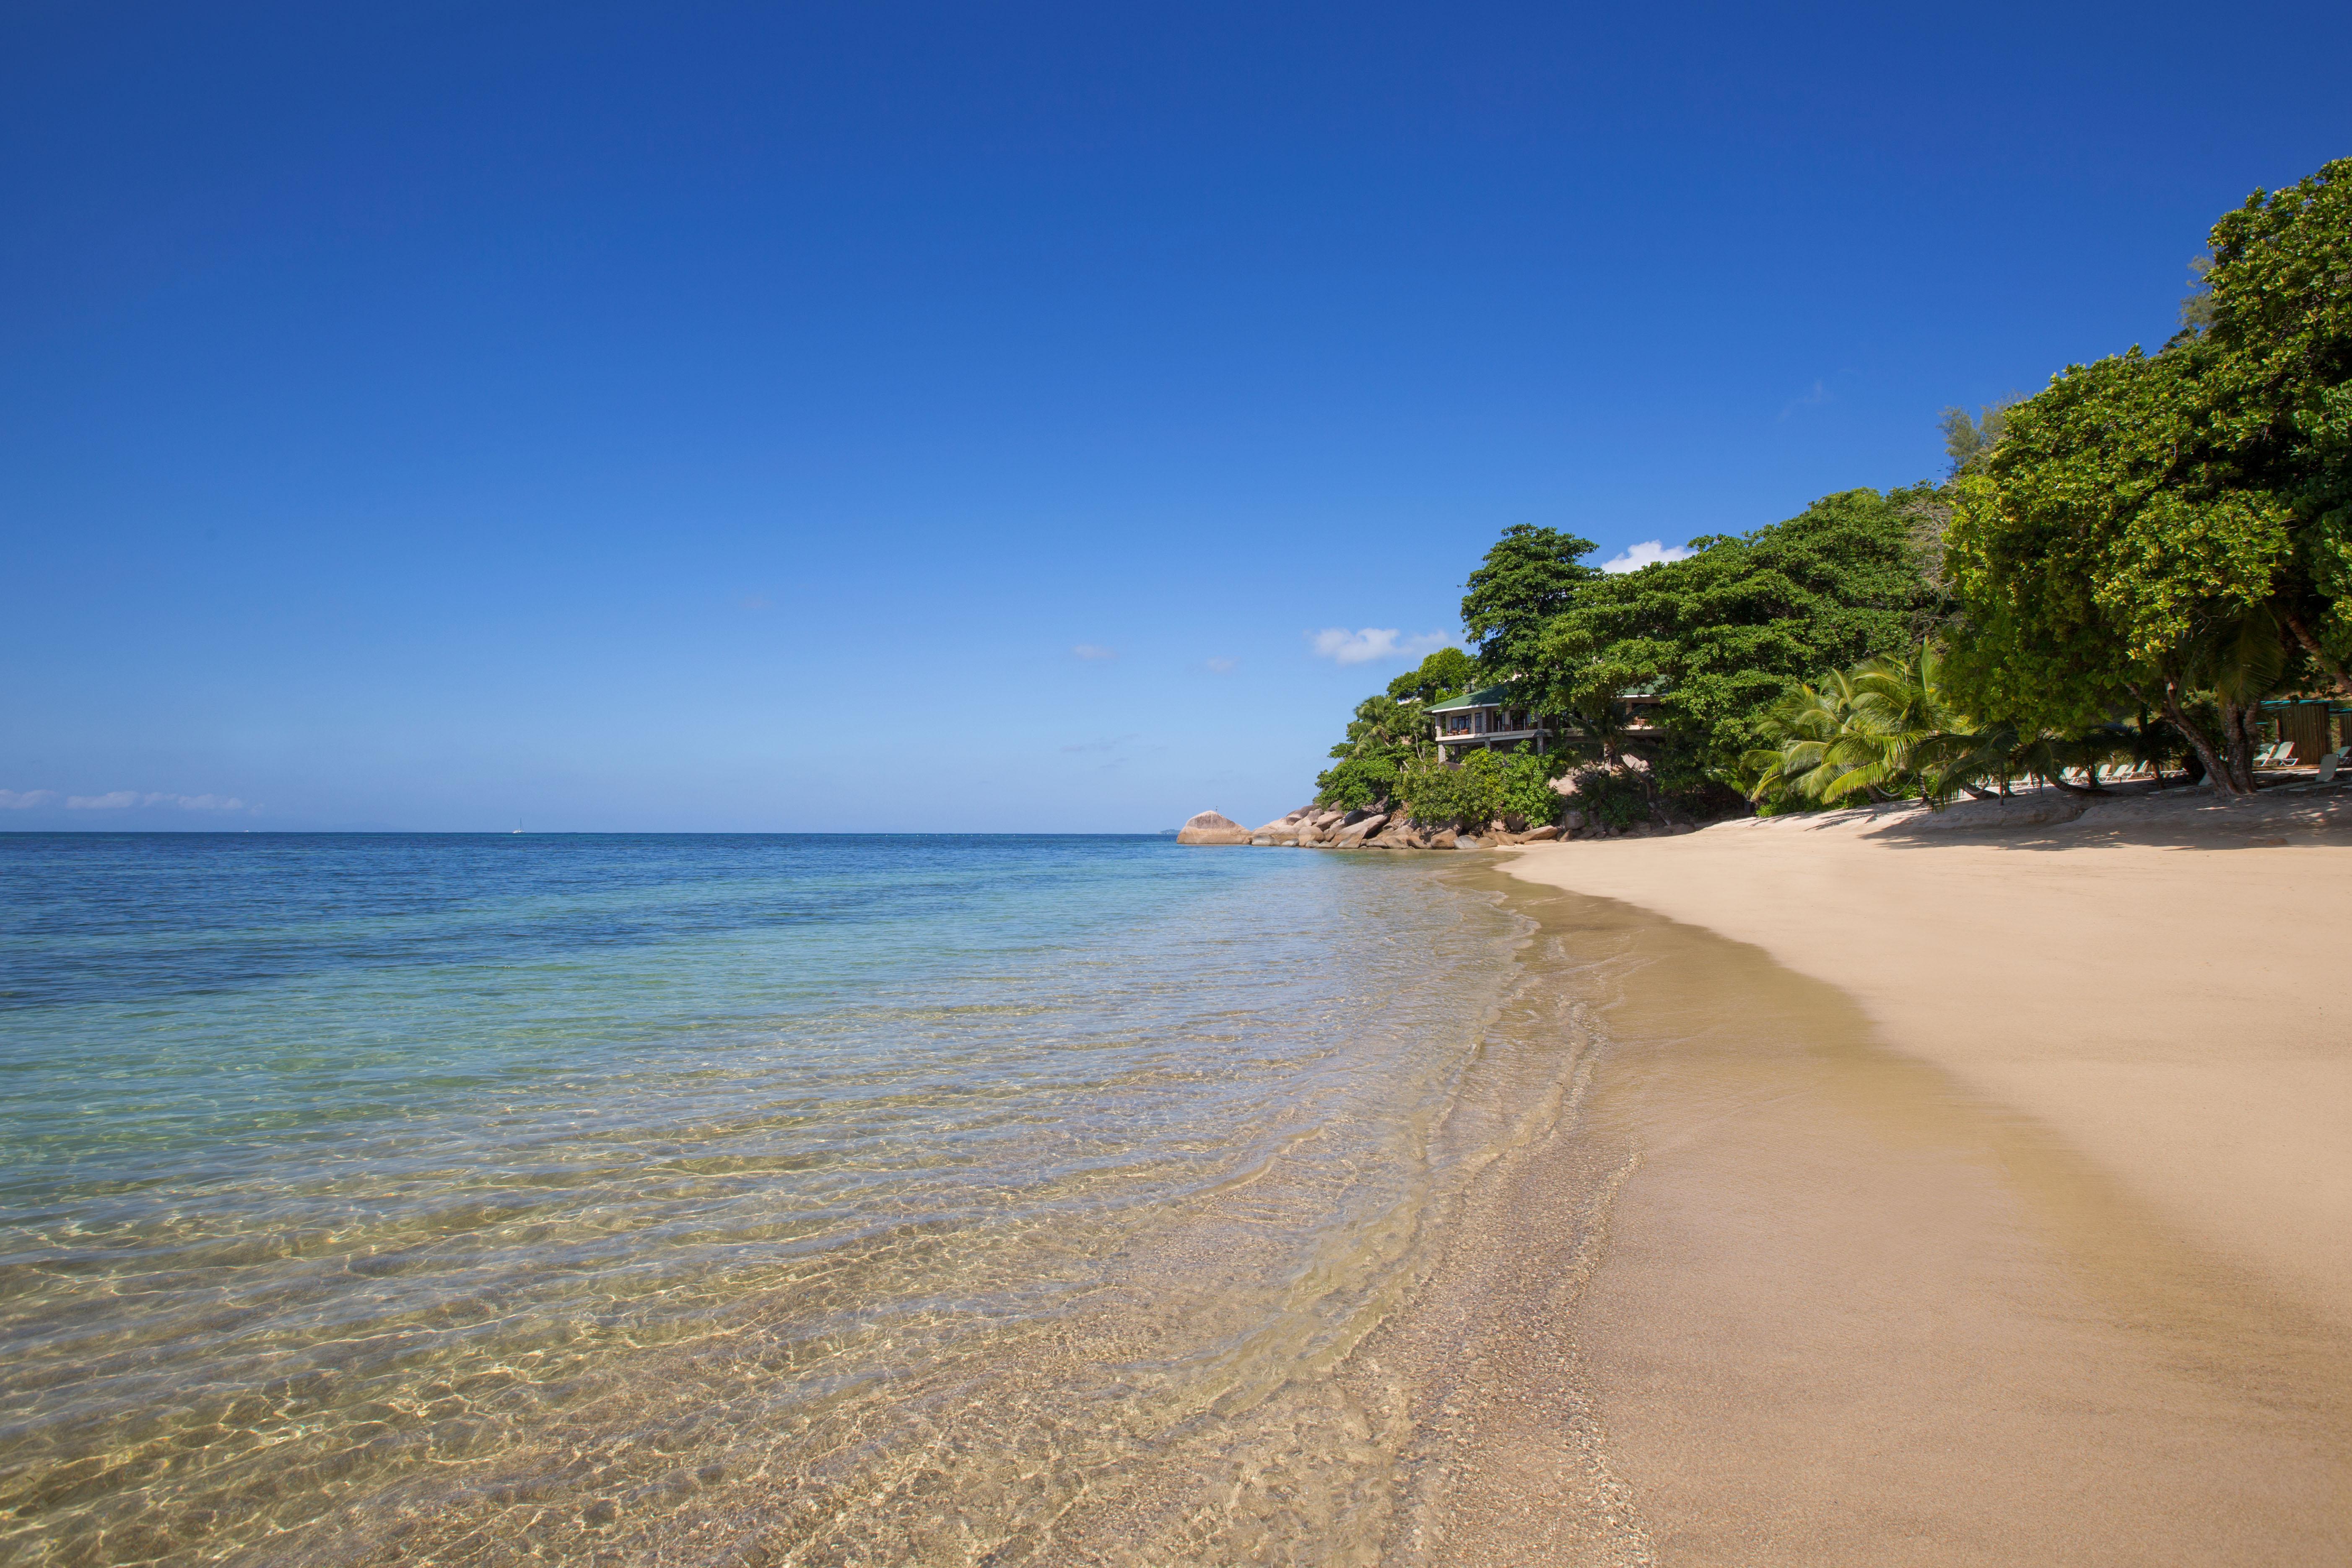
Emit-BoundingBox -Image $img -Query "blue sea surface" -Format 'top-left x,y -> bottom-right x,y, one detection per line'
0,833 -> 1534,1565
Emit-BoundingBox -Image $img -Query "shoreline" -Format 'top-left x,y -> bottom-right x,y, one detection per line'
1428,848 -> 2352,1561
1491,784 -> 2352,1323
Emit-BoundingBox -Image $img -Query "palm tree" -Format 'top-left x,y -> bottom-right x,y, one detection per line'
1743,672 -> 1866,805
1745,652 -> 1968,807
1749,645 -> 2205,811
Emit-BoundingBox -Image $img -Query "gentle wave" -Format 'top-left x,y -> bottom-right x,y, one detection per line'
0,833 -> 1554,1565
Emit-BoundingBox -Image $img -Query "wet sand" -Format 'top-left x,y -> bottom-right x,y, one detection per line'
1436,796 -> 2352,1563
1497,787 -> 2352,1323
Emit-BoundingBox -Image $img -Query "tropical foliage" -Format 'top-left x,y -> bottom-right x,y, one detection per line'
1394,748 -> 1562,832
1739,647 -> 2199,809
1536,487 -> 1945,781
1385,646 -> 1476,704
1943,158 -> 2352,796
1307,158 -> 2351,820
1460,525 -> 1599,680
1312,647 -> 1467,810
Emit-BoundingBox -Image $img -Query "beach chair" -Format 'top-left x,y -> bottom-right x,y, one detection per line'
2319,748 -> 2347,785
2252,740 -> 2291,769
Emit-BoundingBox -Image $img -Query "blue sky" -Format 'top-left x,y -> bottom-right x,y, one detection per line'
4,1 -> 2347,832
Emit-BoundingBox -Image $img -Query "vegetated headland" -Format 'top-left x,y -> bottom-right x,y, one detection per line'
1186,157 -> 2352,853
1184,158 -> 2352,1559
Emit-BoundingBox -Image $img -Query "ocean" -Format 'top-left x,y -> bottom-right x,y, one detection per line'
0,833 -> 1590,1565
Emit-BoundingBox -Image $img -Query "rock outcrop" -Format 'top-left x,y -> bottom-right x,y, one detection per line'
1216,799 -> 1715,852
1251,807 -> 1312,845
1176,810 -> 1252,845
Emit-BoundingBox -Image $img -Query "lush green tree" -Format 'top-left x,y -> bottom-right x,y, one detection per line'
1396,751 -> 1501,829
1535,488 -> 1943,781
2200,158 -> 2352,695
1944,159 -> 2352,794
1313,692 -> 1431,810
1386,646 -> 1477,704
1314,753 -> 1398,813
1460,525 -> 1599,680
1493,749 -> 1565,828
1742,646 -> 2155,810
1938,396 -> 2020,475
1944,342 -> 2300,794
1742,655 -> 1968,807
1394,748 -> 1564,830
1741,675 -> 1858,807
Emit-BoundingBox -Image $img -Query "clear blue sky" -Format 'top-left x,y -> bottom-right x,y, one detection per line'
5,2 -> 2346,831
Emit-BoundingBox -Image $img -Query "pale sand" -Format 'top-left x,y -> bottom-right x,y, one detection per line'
1498,787 -> 2352,1325
1394,791 -> 2352,1563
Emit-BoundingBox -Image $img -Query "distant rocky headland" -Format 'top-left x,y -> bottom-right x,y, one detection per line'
1175,805 -> 1697,849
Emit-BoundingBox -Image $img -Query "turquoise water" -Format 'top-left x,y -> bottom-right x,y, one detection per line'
0,833 -> 1542,1565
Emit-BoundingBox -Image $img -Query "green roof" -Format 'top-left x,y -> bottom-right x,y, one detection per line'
1426,685 -> 1515,713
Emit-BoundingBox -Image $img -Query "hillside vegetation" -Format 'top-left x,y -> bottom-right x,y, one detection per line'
1315,158 -> 2352,827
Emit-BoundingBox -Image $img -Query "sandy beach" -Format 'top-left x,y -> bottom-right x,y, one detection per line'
1451,786 -> 2352,1562
1501,784 -> 2352,1323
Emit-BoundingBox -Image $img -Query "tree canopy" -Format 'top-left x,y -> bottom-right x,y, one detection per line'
1538,488 -> 1943,778
1305,158 -> 2352,818
1386,645 -> 1476,704
1943,157 -> 2352,791
1459,525 -> 1598,680
2201,157 -> 2352,691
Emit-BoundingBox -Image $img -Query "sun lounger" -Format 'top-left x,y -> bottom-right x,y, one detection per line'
2319,748 -> 2347,785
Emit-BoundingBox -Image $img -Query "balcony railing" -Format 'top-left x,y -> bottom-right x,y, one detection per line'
1438,724 -> 1549,743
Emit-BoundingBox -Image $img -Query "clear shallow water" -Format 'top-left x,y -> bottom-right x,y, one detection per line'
0,834 -> 1550,1565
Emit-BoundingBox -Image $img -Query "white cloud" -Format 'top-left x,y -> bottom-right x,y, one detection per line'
159,794 -> 248,810
62,791 -> 249,811
1778,379 -> 1833,419
1071,644 -> 1117,661
0,789 -> 57,809
1205,657 -> 1238,674
1309,628 -> 1456,666
1600,540 -> 1694,574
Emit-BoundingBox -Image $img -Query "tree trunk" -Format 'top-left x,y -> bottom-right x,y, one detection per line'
2281,603 -> 2352,699
2156,680 -> 2246,797
2226,699 -> 2260,794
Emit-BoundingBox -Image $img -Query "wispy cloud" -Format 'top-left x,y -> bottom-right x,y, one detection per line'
1070,644 -> 1117,662
1061,733 -> 1139,755
1600,540 -> 1695,574
0,789 -> 57,810
1308,628 -> 1455,666
1778,379 -> 1833,420
62,791 -> 249,811
1205,657 -> 1238,674
737,593 -> 771,612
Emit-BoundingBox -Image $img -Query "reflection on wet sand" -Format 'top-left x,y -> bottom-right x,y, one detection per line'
1437,871 -> 2351,1565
